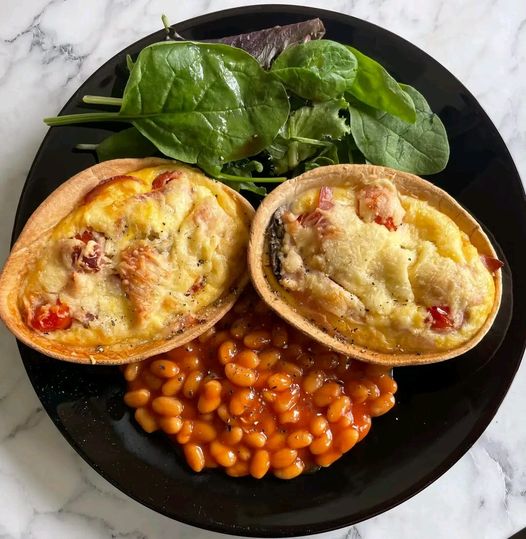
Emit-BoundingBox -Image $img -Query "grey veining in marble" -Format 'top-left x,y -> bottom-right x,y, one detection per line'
0,1 -> 524,538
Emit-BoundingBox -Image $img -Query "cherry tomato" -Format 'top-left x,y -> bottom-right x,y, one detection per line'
374,215 -> 397,231
480,255 -> 504,273
427,306 -> 454,331
30,300 -> 72,332
75,229 -> 94,243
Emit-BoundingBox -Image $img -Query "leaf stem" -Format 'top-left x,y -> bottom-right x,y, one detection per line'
44,112 -> 126,126
75,143 -> 98,151
216,172 -> 286,183
290,136 -> 333,147
82,95 -> 123,106
161,14 -> 171,33
126,54 -> 134,72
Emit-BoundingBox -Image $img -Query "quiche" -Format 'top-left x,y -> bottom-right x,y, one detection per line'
249,164 -> 503,365
0,158 -> 254,364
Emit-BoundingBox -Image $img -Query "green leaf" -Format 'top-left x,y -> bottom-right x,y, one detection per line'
303,144 -> 339,171
216,159 -> 279,195
236,182 -> 267,196
126,54 -> 135,73
268,98 -> 350,174
348,85 -> 449,175
270,40 -> 357,102
346,46 -> 416,123
96,127 -> 157,162
222,159 -> 264,178
302,135 -> 366,172
334,134 -> 367,165
120,42 -> 290,173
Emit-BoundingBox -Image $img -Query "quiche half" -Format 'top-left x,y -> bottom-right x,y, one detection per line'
249,164 -> 503,366
0,158 -> 254,364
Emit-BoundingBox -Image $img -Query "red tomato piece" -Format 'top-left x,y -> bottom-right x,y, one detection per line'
480,255 -> 504,273
426,305 -> 454,331
30,300 -> 72,332
374,215 -> 397,231
297,187 -> 334,228
75,229 -> 94,243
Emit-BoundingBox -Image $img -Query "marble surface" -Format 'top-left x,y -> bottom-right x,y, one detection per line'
0,0 -> 525,537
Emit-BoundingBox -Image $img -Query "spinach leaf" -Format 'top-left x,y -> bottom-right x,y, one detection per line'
121,42 -> 290,174
348,85 -> 449,174
46,42 -> 290,177
303,135 -> 366,171
303,144 -> 339,171
219,160 -> 268,196
270,40 -> 358,102
126,54 -> 135,73
228,181 -> 267,197
96,127 -> 156,161
222,159 -> 264,177
347,46 -> 416,123
335,134 -> 367,165
268,98 -> 350,174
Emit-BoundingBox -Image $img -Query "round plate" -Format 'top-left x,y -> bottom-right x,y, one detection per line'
12,5 -> 525,537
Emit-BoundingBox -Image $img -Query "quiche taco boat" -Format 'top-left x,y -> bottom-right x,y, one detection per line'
0,157 -> 254,364
249,164 -> 503,366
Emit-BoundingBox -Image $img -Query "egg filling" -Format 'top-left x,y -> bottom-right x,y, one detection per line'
270,178 -> 498,353
20,164 -> 250,347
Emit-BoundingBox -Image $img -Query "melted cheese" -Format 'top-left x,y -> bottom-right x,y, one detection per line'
21,164 -> 250,346
276,181 -> 496,353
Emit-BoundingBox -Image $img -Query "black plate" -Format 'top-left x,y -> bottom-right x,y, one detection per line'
13,5 -> 525,537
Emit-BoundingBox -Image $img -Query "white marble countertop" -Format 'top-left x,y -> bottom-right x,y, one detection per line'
0,1 -> 524,538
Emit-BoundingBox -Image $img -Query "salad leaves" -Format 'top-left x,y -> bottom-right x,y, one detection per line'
204,18 -> 326,69
44,19 -> 450,194
94,127 -> 156,162
119,42 -> 290,175
346,46 -> 416,123
270,40 -> 358,102
48,42 -> 290,177
268,99 -> 350,174
349,85 -> 450,175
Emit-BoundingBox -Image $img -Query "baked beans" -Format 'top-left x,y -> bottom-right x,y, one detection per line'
123,290 -> 397,479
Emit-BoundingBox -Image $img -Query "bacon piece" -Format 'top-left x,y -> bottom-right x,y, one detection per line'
71,229 -> 105,273
297,186 -> 334,231
298,209 -> 327,228
83,175 -> 139,204
480,255 -> 504,273
318,186 -> 334,210
118,242 -> 169,325
30,300 -> 72,332
152,170 -> 182,190
426,305 -> 454,331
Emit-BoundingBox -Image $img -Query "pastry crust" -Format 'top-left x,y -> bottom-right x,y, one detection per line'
0,158 -> 254,364
249,164 -> 502,366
